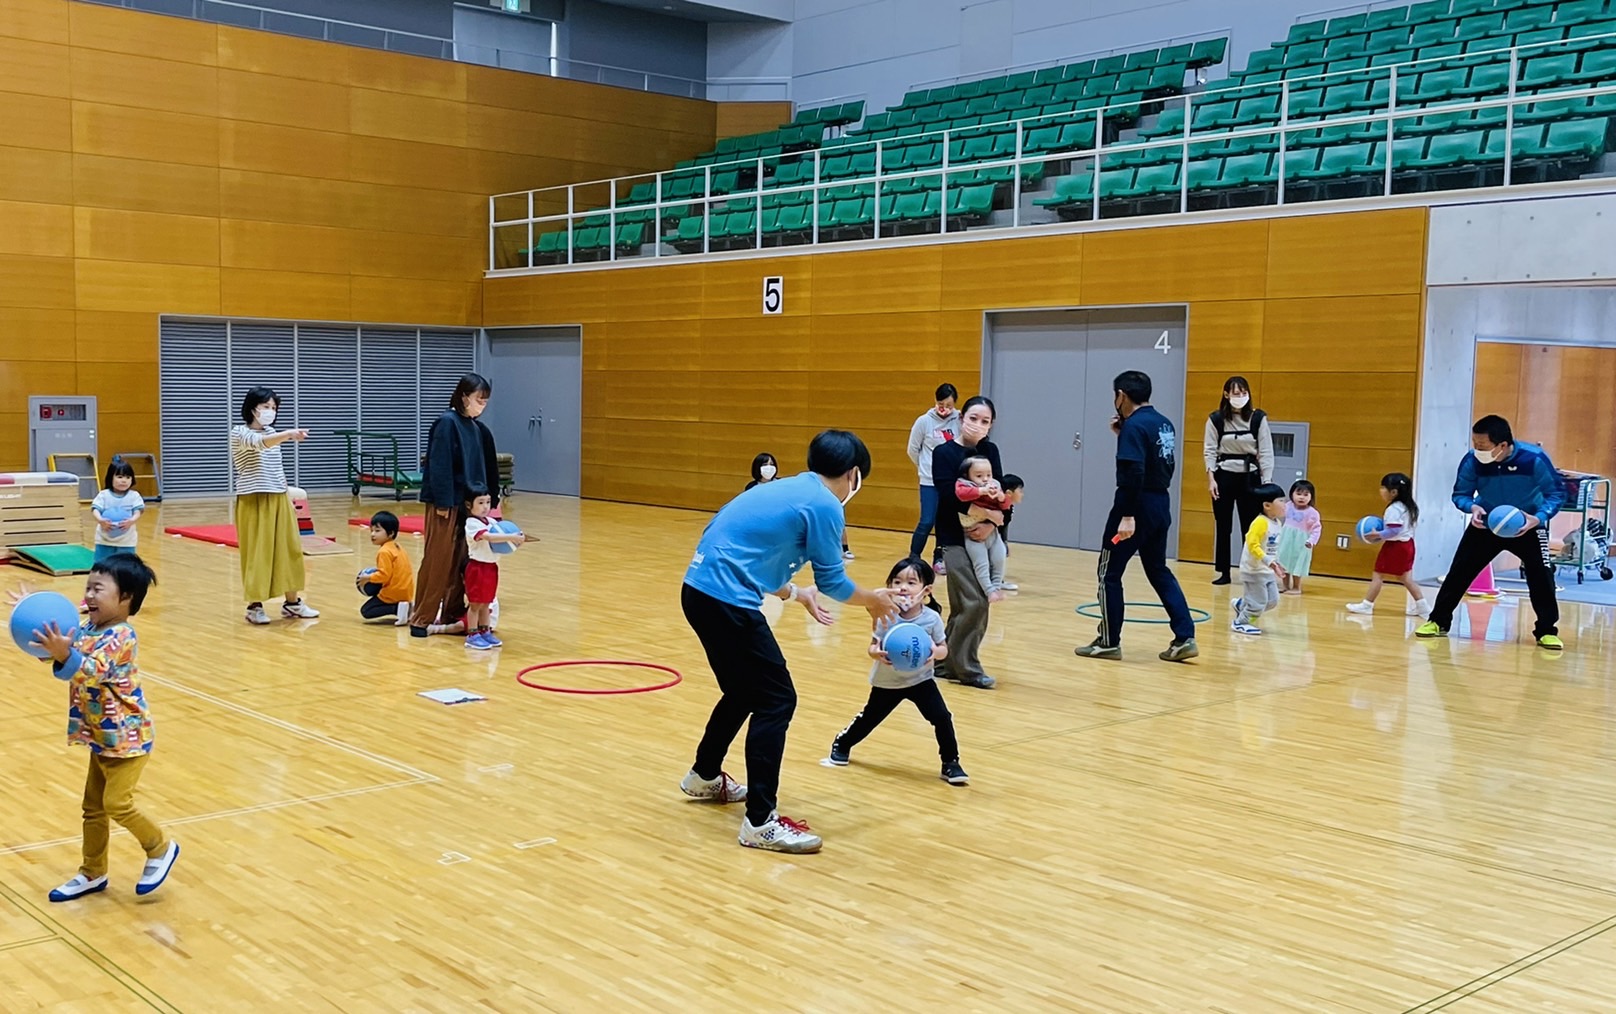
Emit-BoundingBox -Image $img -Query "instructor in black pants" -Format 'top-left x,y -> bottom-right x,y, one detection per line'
1202,375 -> 1273,585
1416,414 -> 1566,650
1077,371 -> 1199,663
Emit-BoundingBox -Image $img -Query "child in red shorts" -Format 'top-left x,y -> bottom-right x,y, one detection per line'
463,492 -> 527,650
1345,472 -> 1430,618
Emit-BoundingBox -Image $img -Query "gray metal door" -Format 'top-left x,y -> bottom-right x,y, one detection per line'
479,327 -> 582,496
983,312 -> 1087,549
1078,309 -> 1188,554
985,307 -> 1187,553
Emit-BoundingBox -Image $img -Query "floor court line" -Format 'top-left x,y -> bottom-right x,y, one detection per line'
1400,912 -> 1616,1013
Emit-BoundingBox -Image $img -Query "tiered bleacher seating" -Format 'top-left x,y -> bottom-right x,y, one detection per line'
516,0 -> 1616,266
1036,0 -> 1616,218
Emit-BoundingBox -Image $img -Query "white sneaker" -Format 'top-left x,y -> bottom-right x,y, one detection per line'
135,840 -> 179,896
395,601 -> 411,626
1231,622 -> 1264,636
1000,581 -> 1019,592
49,873 -> 108,903
489,599 -> 500,630
679,769 -> 747,803
842,550 -> 855,561
1345,601 -> 1375,615
282,599 -> 320,619
245,605 -> 271,625
427,620 -> 466,636
738,812 -> 822,854
1412,599 -> 1432,618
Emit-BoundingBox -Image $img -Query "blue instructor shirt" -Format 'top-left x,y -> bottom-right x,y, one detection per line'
1451,440 -> 1564,525
684,472 -> 857,609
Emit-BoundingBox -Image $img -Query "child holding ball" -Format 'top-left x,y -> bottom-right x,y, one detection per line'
358,510 -> 415,625
1346,473 -> 1430,618
91,458 -> 145,563
464,492 -> 527,650
828,557 -> 967,785
9,554 -> 179,903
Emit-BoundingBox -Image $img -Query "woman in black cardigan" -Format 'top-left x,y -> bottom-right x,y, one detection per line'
931,395 -> 1003,690
408,373 -> 503,637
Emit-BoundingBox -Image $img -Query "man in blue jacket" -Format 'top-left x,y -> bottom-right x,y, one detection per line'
1416,415 -> 1565,649
679,430 -> 896,854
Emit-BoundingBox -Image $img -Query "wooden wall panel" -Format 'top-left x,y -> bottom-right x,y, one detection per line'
0,147 -> 72,205
1266,209 -> 1426,298
73,155 -> 220,217
1473,343 -> 1616,481
485,206 -> 1429,575
75,310 -> 155,361
348,277 -> 480,327
75,260 -> 219,314
69,49 -> 218,117
216,69 -> 350,133
0,308 -> 75,360
67,2 -> 217,65
219,268 -> 348,321
74,208 -> 219,267
0,41 -> 71,99
714,102 -> 793,140
0,0 -> 68,46
0,201 -> 73,258
1,90 -> 71,152
218,121 -> 351,180
0,254 -> 74,309
220,220 -> 354,275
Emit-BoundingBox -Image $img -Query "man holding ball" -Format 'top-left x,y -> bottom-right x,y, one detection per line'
1416,415 -> 1566,649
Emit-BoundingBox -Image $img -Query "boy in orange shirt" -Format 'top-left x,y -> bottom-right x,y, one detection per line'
358,511 -> 415,625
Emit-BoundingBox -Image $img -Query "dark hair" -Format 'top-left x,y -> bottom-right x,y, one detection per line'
1472,414 -> 1513,445
935,383 -> 958,402
807,430 -> 871,480
1380,472 -> 1419,524
1002,473 -> 1025,492
1113,370 -> 1152,405
240,386 -> 279,424
750,452 -> 778,484
959,394 -> 996,421
1253,482 -> 1286,505
370,510 -> 400,538
886,556 -> 943,615
463,488 -> 491,508
958,455 -> 992,480
1288,479 -> 1316,507
449,373 -> 493,414
91,552 -> 156,615
103,456 -> 137,491
1219,375 -> 1253,421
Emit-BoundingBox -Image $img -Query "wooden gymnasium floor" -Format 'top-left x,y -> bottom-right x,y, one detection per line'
3,493 -> 1616,1013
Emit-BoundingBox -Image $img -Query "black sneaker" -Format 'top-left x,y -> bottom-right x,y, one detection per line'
949,672 -> 997,689
827,740 -> 850,765
940,760 -> 969,786
1212,574 -> 1232,586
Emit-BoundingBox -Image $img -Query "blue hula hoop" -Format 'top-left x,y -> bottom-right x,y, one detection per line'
1075,602 -> 1212,625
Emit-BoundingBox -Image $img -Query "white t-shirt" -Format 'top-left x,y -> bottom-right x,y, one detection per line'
1383,502 -> 1415,542
91,489 -> 145,547
465,516 -> 499,564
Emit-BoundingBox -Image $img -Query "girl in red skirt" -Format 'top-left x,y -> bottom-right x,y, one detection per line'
1346,472 -> 1430,618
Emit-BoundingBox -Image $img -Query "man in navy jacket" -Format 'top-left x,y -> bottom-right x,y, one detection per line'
1417,415 -> 1566,649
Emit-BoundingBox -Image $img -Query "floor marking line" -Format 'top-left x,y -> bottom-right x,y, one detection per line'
514,838 -> 556,849
1400,912 -> 1616,1013
0,935 -> 60,953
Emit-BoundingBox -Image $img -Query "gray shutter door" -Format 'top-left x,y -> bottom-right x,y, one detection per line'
159,319 -> 231,495
293,325 -> 359,491
419,330 -> 478,453
359,329 -> 424,483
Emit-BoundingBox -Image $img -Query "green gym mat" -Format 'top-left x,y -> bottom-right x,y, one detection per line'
10,544 -> 96,577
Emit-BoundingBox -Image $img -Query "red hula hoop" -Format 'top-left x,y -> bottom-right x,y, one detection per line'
515,660 -> 683,695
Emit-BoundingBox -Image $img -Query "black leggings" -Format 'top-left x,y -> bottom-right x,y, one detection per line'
1211,469 -> 1262,577
683,584 -> 797,826
1429,524 -> 1558,638
359,583 -> 397,620
834,679 -> 959,763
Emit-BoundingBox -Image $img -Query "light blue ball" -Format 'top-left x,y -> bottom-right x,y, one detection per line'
1488,505 -> 1529,538
488,519 -> 522,555
1355,515 -> 1385,542
101,506 -> 132,525
9,592 -> 80,659
882,622 -> 931,673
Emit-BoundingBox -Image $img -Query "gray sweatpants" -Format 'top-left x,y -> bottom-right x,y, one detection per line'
963,529 -> 1006,593
1235,570 -> 1279,626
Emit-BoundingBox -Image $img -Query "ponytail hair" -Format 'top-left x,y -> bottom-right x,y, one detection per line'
1381,472 -> 1418,525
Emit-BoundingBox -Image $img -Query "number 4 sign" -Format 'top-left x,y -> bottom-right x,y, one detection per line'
1154,330 -> 1172,354
763,276 -> 783,315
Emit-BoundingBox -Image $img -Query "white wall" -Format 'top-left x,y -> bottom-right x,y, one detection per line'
767,0 -> 1342,111
1418,194 -> 1616,581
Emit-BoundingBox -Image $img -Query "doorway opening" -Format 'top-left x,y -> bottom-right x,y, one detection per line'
478,327 -> 583,497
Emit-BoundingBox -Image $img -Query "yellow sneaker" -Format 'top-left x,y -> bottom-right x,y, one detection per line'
1537,634 -> 1564,651
1414,621 -> 1445,638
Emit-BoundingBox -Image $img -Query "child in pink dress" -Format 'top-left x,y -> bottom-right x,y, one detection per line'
1276,480 -> 1322,595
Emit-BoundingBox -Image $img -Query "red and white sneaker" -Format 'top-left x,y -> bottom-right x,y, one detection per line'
738,812 -> 822,853
679,769 -> 747,803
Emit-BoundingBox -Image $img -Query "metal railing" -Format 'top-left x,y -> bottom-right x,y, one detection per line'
76,0 -> 717,98
489,30 -> 1616,272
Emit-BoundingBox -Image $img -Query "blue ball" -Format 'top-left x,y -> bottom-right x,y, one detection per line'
1355,515 -> 1385,542
1488,505 -> 1529,538
488,519 -> 522,555
9,592 -> 80,659
101,506 -> 132,525
882,622 -> 932,674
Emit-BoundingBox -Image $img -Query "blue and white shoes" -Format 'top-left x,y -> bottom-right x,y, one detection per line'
136,840 -> 180,896
48,874 -> 107,903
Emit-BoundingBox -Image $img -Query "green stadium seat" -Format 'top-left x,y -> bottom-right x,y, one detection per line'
1186,157 -> 1224,191
1032,172 -> 1091,207
1149,64 -> 1188,89
1571,47 -> 1616,80
1365,27 -> 1413,53
1416,42 -> 1466,61
1219,152 -> 1274,186
1286,21 -> 1328,45
1286,41 -> 1328,65
1451,0 -> 1497,14
1407,129 -> 1488,168
1407,2 -> 1451,23
1519,116 -> 1609,157
1247,49 -> 1286,73
1327,34 -> 1370,58
1557,0 -> 1609,24
536,230 -> 564,257
777,204 -> 811,234
1365,7 -> 1411,30
1115,161 -> 1181,198
1507,5 -> 1558,29
1191,100 -> 1240,130
1565,19 -> 1616,48
1411,67 -> 1471,101
1065,59 -> 1096,78
1411,20 -> 1458,45
946,183 -> 997,221
1457,62 -> 1512,94
1327,13 -> 1368,35
1032,66 -> 1066,86
1234,94 -> 1282,124
1114,70 -> 1154,93
1454,13 -> 1508,40
1141,103 -> 1187,138
1158,44 -> 1195,66
1125,49 -> 1159,71
1521,51 -> 1580,86
1293,142 -> 1371,179
1093,55 -> 1128,76
1189,37 -> 1229,67
1006,70 -> 1038,90
1510,27 -> 1567,51
1318,81 -> 1370,114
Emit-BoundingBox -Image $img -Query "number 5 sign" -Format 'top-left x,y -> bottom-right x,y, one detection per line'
763,276 -> 783,315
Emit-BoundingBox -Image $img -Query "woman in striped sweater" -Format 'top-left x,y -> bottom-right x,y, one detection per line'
230,387 -> 319,626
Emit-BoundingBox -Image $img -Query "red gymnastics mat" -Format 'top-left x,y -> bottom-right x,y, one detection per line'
165,524 -> 240,547
348,508 -> 500,535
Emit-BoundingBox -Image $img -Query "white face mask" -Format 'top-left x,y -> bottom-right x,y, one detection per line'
840,470 -> 862,507
256,407 -> 277,426
1473,445 -> 1502,464
961,414 -> 991,443
759,464 -> 777,480
1228,393 -> 1250,410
